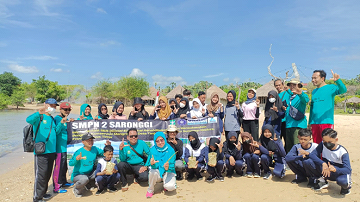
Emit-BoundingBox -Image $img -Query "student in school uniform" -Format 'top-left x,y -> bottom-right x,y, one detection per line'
176,98 -> 190,119
188,98 -> 207,119
128,97 -> 149,121
305,128 -> 352,195
224,90 -> 243,141
224,131 -> 245,177
285,128 -> 318,184
241,89 -> 261,141
205,137 -> 225,182
241,132 -> 261,178
206,93 -> 225,134
263,90 -> 285,139
109,101 -> 127,120
184,131 -> 206,180
150,96 -> 176,120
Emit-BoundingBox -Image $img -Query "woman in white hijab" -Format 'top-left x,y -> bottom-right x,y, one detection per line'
188,98 -> 207,119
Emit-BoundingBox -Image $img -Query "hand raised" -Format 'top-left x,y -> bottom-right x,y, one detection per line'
119,137 -> 128,150
291,85 -> 302,95
150,155 -> 159,165
271,103 -> 278,112
39,103 -> 49,114
233,141 -> 241,151
76,152 -> 86,160
234,101 -> 240,109
61,114 -> 68,124
255,99 -> 260,106
329,69 -> 340,81
250,141 -> 259,148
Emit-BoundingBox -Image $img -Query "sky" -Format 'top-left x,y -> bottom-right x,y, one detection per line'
0,0 -> 359,89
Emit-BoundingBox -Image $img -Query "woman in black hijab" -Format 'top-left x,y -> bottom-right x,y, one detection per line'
176,97 -> 190,119
263,90 -> 285,138
206,137 -> 225,182
97,103 -> 109,119
128,97 -> 149,121
223,131 -> 245,177
224,90 -> 243,141
184,131 -> 206,180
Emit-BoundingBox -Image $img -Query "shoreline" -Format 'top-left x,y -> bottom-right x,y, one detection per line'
0,146 -> 33,176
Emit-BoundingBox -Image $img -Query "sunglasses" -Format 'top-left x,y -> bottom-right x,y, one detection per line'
62,108 -> 71,112
129,135 -> 138,139
156,139 -> 165,143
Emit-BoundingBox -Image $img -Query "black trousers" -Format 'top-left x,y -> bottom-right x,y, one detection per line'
242,120 -> 259,141
280,121 -> 287,149
117,162 -> 148,186
33,153 -> 56,202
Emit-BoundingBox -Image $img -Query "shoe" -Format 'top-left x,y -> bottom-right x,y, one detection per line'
62,183 -> 74,187
216,176 -> 224,182
246,173 -> 254,178
121,184 -> 129,192
254,173 -> 261,178
72,189 -> 82,198
146,191 -> 153,198
291,178 -> 307,184
340,188 -> 351,195
108,187 -> 118,193
263,173 -> 272,180
206,176 -> 215,182
53,189 -> 67,193
95,189 -> 103,196
176,172 -> 183,180
312,179 -> 329,191
42,194 -> 52,200
226,173 -> 233,178
187,174 -> 195,180
197,175 -> 203,180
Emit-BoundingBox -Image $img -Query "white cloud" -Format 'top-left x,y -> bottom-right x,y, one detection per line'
100,40 -> 120,47
33,0 -> 61,17
96,8 -> 107,14
129,68 -> 146,77
91,72 -> 103,79
204,73 -> 224,78
56,63 -> 68,66
8,64 -> 38,73
233,77 -> 240,83
223,78 -> 230,82
152,74 -> 186,86
0,1 -> 35,28
50,68 -> 62,72
20,55 -> 58,60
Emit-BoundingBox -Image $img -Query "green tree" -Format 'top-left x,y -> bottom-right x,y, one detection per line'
0,93 -> 10,109
0,72 -> 21,96
92,80 -> 113,104
32,76 -> 66,102
22,82 -> 37,102
10,87 -> 26,109
113,76 -> 149,105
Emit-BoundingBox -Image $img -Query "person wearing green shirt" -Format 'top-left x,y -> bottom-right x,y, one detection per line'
26,98 -> 67,202
310,70 -> 347,144
282,79 -> 310,153
117,128 -> 151,192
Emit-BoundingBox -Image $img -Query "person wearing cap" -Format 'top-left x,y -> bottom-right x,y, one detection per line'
69,133 -> 111,198
166,125 -> 185,180
241,89 -> 261,141
26,98 -> 67,202
52,102 -> 75,194
128,97 -> 149,121
282,78 -> 310,152
309,70 -> 347,144
274,79 -> 288,148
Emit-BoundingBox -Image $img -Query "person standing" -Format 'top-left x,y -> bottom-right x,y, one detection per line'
309,70 -> 347,144
242,89 -> 261,141
274,79 -> 287,148
224,90 -> 243,140
198,91 -> 207,109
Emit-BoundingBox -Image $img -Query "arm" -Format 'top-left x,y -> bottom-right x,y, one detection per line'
218,150 -> 225,161
149,112 -> 156,120
335,79 -> 347,95
143,112 -> 150,120
95,163 -> 102,176
298,92 -> 310,105
333,153 -> 352,175
237,108 -> 244,118
184,148 -> 190,163
198,147 -> 207,163
219,108 -> 225,120
96,147 -> 104,157
223,143 -> 231,159
274,140 -> 286,157
167,150 -> 176,172
69,150 -> 80,166
128,112 -> 136,120
259,145 -> 269,155
277,111 -> 285,119
26,112 -> 41,125
285,146 -> 302,163
168,113 -> 176,120
309,143 -> 324,165
234,148 -> 242,160
55,122 -> 66,135
174,140 -> 183,160
119,147 -> 127,162
255,107 -> 260,118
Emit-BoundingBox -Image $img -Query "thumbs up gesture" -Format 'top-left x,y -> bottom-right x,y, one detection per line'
76,152 -> 86,161
150,155 -> 159,165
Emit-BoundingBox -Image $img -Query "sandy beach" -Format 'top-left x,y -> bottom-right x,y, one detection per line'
1,104 -> 359,202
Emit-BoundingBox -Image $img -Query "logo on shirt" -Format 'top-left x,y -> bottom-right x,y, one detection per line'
127,150 -> 131,155
43,120 -> 47,124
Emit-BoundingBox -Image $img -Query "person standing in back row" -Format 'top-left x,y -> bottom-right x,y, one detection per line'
224,90 -> 243,140
242,89 -> 260,141
309,70 -> 347,144
274,79 -> 288,148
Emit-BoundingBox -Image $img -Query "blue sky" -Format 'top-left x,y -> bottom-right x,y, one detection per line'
0,0 -> 359,88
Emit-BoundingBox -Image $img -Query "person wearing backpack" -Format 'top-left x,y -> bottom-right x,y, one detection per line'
26,98 -> 67,202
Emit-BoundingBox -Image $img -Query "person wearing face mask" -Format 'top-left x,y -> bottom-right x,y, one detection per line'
26,98 -> 68,202
263,90 -> 285,139
78,104 -> 93,120
184,131 -> 206,180
109,101 -> 127,120
205,137 -> 225,182
128,97 -> 149,121
206,93 -> 224,134
306,128 -> 352,195
223,131 -> 245,178
176,98 -> 190,119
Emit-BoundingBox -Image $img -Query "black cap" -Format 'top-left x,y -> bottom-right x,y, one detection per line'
82,133 -> 95,141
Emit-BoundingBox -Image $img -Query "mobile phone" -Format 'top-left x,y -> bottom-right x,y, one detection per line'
282,100 -> 288,108
171,105 -> 175,110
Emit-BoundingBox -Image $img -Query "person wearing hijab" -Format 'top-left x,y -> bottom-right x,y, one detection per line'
205,137 -> 225,182
145,132 -> 176,198
97,103 -> 109,119
184,131 -> 206,180
206,93 -> 224,134
241,132 -> 261,178
176,98 -> 190,119
224,90 -> 243,141
188,98 -> 207,119
224,131 -> 245,178
256,125 -> 286,180
241,89 -> 260,141
128,97 -> 149,121
150,96 -> 175,120
263,90 -> 285,138
109,101 -> 127,120
78,104 -> 93,120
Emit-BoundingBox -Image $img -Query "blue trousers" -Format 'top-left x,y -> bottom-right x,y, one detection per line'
95,173 -> 121,191
287,159 -> 313,180
303,158 -> 351,189
243,153 -> 260,175
207,160 -> 225,177
260,154 -> 285,178
225,159 -> 245,176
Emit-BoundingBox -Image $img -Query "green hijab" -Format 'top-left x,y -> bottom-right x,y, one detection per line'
79,104 -> 93,120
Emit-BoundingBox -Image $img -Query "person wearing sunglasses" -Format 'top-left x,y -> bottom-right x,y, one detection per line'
52,102 -> 75,194
117,128 -> 151,191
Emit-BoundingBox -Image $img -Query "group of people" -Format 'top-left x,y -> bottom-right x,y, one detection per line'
27,69 -> 352,202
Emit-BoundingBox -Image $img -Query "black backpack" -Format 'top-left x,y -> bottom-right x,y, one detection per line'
23,115 -> 43,152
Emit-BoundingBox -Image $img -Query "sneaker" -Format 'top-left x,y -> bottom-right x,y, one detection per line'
146,191 -> 153,198
291,178 -> 307,184
95,189 -> 103,196
72,189 -> 82,198
62,183 -> 74,187
254,173 -> 261,178
121,184 -> 129,192
53,189 -> 67,193
108,187 -> 118,193
216,176 -> 225,182
313,179 -> 329,191
197,175 -> 203,180
42,194 -> 52,200
246,173 -> 254,178
206,176 -> 215,182
340,188 -> 351,195
263,173 -> 272,180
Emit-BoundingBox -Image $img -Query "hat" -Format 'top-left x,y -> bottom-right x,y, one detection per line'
133,97 -> 144,105
166,125 -> 179,133
45,98 -> 59,106
248,88 -> 257,94
60,102 -> 71,109
287,78 -> 303,88
82,133 -> 95,141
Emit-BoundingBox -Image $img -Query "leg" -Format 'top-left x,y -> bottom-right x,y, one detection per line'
86,169 -> 96,189
186,165 -> 195,179
52,153 -> 62,192
95,175 -> 107,191
108,173 -> 121,188
163,172 -> 177,191
281,121 -> 286,149
147,169 -> 161,193
117,162 -> 133,186
287,160 -> 307,180
131,165 -> 149,183
33,154 -> 54,202
175,160 -> 185,180
59,152 -> 69,186
242,120 -> 251,133
195,164 -> 202,178
207,166 -> 216,177
311,124 -> 321,144
216,160 -> 225,175
250,120 -> 259,141
273,158 -> 286,178
260,154 -> 271,174
336,174 -> 352,190
251,154 -> 261,175
234,159 -> 245,175
285,128 -> 300,153
243,153 -> 253,174
303,158 -> 322,184
73,175 -> 89,195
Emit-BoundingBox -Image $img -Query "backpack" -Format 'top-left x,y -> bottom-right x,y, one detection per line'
23,115 -> 43,152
